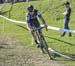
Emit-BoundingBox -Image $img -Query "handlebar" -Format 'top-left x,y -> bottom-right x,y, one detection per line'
33,25 -> 48,32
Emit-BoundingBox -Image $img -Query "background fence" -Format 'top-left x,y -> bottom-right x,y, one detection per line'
0,0 -> 29,3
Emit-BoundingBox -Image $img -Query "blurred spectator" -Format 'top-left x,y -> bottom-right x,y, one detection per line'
61,1 -> 72,37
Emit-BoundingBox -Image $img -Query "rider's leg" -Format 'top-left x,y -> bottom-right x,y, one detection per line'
31,31 -> 40,48
27,24 -> 39,44
31,31 -> 39,44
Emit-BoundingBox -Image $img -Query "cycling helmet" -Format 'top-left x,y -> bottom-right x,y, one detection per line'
27,5 -> 34,12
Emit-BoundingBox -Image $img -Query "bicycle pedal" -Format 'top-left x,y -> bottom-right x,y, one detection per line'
36,44 -> 40,48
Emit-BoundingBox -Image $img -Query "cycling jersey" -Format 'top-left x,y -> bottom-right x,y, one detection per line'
26,9 -> 42,29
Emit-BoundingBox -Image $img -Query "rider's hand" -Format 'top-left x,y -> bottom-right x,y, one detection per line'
44,24 -> 48,31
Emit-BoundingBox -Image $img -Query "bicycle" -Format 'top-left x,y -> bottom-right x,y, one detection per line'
34,25 -> 53,60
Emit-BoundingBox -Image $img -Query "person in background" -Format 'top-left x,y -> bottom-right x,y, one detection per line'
61,1 -> 72,36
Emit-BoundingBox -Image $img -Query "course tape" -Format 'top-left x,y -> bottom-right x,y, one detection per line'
0,15 -> 75,33
48,26 -> 75,33
48,48 -> 74,60
0,15 -> 26,24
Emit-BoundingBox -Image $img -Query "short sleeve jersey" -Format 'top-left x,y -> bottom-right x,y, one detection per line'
26,9 -> 42,23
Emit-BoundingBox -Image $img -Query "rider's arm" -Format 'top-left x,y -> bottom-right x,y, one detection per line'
37,11 -> 48,30
37,11 -> 46,25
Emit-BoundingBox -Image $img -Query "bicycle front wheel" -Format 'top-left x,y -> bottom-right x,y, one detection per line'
39,31 -> 53,60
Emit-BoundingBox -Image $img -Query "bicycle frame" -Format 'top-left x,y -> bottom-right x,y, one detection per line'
34,27 -> 53,60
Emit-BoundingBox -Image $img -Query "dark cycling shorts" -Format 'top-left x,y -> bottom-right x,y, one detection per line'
28,21 -> 41,31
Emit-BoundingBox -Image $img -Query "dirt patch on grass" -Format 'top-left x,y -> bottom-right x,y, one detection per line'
0,36 -> 65,66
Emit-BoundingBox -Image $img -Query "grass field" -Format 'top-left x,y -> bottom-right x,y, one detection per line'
0,0 -> 75,66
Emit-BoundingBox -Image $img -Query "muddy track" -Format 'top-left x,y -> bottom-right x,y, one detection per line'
0,36 -> 65,66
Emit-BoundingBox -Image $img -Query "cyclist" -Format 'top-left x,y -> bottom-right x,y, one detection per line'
26,5 -> 47,47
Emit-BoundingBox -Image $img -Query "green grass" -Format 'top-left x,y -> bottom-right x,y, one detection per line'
0,0 -> 75,66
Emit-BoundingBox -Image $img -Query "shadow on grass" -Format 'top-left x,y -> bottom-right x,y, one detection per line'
16,24 -> 28,31
45,36 -> 75,61
45,36 -> 74,46
0,10 -> 9,15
